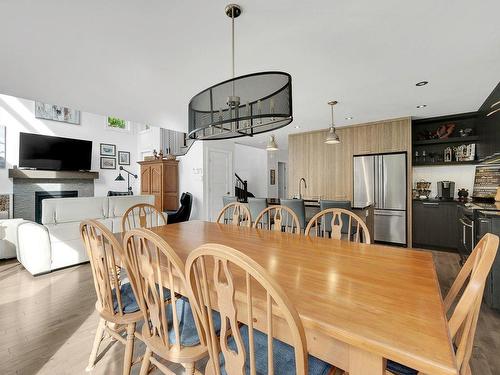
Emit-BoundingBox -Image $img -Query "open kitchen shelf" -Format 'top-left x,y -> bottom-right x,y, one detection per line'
413,160 -> 477,167
413,135 -> 479,146
412,112 -> 479,166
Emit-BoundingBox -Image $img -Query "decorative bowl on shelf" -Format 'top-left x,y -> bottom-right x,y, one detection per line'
417,189 -> 431,199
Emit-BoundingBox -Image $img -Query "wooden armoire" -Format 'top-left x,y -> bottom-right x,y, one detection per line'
138,159 -> 179,211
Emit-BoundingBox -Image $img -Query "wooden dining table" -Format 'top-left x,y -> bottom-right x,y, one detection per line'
116,220 -> 458,375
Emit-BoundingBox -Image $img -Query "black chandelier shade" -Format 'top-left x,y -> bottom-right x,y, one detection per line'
188,71 -> 292,140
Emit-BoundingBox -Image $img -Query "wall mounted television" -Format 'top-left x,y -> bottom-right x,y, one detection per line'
19,133 -> 92,171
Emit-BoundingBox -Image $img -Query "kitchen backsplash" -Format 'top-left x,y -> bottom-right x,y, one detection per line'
413,165 -> 476,198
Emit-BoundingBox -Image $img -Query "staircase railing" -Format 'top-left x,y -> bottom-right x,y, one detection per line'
234,173 -> 249,202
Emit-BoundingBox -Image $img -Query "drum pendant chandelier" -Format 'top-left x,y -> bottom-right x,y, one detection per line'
188,4 -> 293,140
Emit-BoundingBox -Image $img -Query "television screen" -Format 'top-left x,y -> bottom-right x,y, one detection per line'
19,133 -> 92,171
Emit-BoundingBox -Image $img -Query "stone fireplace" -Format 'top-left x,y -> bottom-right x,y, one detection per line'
9,169 -> 99,221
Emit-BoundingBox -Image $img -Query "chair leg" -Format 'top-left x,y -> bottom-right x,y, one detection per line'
122,323 -> 136,375
86,317 -> 106,371
139,348 -> 153,375
183,362 -> 195,375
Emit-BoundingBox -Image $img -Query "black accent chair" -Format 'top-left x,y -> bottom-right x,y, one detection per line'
167,192 -> 193,224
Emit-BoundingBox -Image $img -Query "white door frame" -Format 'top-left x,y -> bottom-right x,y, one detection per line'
204,147 -> 233,221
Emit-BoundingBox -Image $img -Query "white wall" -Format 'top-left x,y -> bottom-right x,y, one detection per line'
0,94 -> 139,197
137,126 -> 161,160
234,144 -> 268,198
413,165 -> 476,198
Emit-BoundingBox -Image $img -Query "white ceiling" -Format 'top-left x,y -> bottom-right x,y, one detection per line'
0,0 -> 499,149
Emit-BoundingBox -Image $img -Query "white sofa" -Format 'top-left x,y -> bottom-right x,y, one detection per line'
0,219 -> 26,259
17,195 -> 155,275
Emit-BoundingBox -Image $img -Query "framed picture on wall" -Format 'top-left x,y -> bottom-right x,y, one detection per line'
100,157 -> 116,169
100,143 -> 116,156
270,169 -> 276,185
118,151 -> 130,165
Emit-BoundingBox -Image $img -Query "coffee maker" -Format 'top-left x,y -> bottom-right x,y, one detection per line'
437,181 -> 455,200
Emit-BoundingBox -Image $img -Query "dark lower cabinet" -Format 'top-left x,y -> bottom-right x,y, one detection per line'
475,213 -> 500,310
413,200 -> 458,250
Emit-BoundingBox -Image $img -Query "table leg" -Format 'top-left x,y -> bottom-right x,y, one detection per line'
348,346 -> 385,375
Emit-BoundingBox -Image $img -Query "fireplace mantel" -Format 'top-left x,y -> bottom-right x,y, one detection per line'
8,169 -> 99,180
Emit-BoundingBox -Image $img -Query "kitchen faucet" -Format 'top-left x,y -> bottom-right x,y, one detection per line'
298,178 -> 307,199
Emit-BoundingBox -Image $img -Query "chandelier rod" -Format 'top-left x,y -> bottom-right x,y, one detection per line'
231,6 -> 236,97
231,7 -> 235,79
331,103 -> 334,126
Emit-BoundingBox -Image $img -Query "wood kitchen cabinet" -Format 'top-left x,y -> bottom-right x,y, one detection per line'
138,159 -> 179,211
412,200 -> 458,250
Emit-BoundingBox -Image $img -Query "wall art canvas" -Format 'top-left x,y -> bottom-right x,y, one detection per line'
35,102 -> 80,124
100,143 -> 116,156
100,157 -> 116,169
270,169 -> 276,185
118,151 -> 130,165
0,125 -> 5,168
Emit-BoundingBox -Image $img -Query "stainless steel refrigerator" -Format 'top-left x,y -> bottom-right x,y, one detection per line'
353,153 -> 406,245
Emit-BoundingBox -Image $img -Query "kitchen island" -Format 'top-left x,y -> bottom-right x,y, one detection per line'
267,197 -> 374,238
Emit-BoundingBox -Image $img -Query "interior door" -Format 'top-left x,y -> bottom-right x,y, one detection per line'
207,149 -> 232,221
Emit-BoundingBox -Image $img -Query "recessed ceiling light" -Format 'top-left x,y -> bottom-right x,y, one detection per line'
416,104 -> 427,108
416,81 -> 429,86
345,117 -> 353,120
294,125 -> 300,129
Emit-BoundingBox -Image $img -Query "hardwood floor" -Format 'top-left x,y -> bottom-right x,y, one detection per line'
0,250 -> 499,375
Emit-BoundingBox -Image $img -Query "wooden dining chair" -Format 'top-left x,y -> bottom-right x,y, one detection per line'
80,220 -> 143,375
253,205 -> 301,234
185,243 -> 335,375
386,233 -> 499,375
121,203 -> 168,232
216,202 -> 252,227
122,228 -> 210,375
305,208 -> 371,244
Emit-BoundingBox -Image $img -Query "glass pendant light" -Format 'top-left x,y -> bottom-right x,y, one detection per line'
266,134 -> 279,151
325,101 -> 340,144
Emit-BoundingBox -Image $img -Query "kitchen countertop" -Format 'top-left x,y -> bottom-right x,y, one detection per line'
413,198 -> 500,211
413,198 -> 465,204
352,202 -> 374,210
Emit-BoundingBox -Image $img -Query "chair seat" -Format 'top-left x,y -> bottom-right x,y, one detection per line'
166,297 -> 221,347
113,283 -> 141,314
113,283 -> 172,314
386,360 -> 418,375
220,325 -> 332,375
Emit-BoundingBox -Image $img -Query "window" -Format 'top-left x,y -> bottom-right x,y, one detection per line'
106,116 -> 130,131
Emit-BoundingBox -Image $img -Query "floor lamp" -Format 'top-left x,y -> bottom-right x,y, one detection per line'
115,166 -> 138,193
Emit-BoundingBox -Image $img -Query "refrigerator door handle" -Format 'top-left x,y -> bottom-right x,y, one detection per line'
374,210 -> 405,216
375,156 -> 382,208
